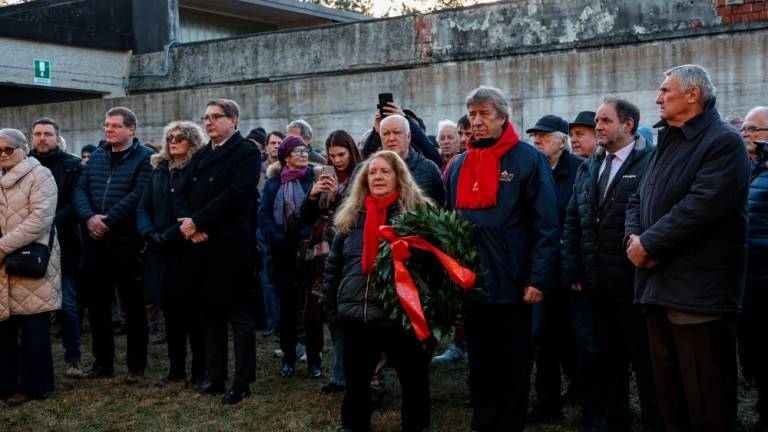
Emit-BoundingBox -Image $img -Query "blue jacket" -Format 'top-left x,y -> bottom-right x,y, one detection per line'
748,158 -> 768,287
73,138 -> 153,241
445,137 -> 560,303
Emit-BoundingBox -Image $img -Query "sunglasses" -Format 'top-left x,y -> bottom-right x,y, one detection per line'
291,147 -> 310,155
166,134 -> 187,143
0,146 -> 17,157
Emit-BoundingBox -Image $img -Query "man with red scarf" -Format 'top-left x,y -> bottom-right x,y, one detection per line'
445,86 -> 560,431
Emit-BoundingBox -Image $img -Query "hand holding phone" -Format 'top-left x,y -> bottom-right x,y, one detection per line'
377,93 -> 394,118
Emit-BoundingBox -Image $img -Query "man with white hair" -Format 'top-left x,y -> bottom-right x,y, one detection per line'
625,64 -> 749,432
379,114 -> 444,204
286,119 -> 326,164
436,119 -> 461,173
742,106 -> 768,161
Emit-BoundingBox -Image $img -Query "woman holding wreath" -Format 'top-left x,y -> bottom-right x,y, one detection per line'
324,150 -> 434,432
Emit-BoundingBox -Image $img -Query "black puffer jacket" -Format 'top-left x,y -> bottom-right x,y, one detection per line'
30,147 -> 83,273
324,204 -> 399,323
747,157 -> 768,287
404,147 -> 444,205
562,136 -> 654,291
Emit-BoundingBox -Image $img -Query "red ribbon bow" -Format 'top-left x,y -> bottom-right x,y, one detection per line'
378,226 -> 477,341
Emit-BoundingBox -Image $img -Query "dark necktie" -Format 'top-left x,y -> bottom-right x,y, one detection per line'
597,153 -> 615,205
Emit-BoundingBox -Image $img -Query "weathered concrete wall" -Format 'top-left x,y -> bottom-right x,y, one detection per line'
3,29 -> 766,153
126,0 -> 734,93
0,37 -> 130,97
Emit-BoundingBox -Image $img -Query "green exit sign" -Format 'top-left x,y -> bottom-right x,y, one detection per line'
34,59 -> 51,86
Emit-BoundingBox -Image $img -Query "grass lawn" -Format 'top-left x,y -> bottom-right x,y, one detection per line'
1,325 -> 759,431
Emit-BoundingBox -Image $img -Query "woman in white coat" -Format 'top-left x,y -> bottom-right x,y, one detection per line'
0,128 -> 61,406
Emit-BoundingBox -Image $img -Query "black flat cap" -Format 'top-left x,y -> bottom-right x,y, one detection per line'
526,115 -> 569,135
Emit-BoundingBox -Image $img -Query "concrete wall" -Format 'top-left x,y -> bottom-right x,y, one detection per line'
3,28 -> 766,153
0,37 -> 130,97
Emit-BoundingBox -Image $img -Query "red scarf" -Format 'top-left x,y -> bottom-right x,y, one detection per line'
456,122 -> 519,209
362,191 -> 400,274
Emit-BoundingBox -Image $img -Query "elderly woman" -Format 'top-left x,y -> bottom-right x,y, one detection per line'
259,135 -> 320,378
325,150 -> 434,432
298,130 -> 362,393
137,121 -> 205,387
0,128 -> 60,406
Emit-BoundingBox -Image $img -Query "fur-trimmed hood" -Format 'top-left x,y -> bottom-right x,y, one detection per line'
266,161 -> 323,179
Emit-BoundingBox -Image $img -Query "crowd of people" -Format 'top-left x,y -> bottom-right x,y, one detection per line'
0,62 -> 766,432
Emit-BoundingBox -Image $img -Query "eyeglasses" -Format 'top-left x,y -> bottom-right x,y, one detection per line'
201,113 -> 229,123
291,147 -> 310,155
0,147 -> 17,156
103,123 -> 126,130
741,126 -> 768,134
166,134 -> 187,143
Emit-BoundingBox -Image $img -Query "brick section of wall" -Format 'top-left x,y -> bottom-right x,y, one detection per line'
714,0 -> 768,24
414,15 -> 433,58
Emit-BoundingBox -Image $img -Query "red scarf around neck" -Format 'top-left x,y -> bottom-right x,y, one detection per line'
362,191 -> 400,274
456,122 -> 519,209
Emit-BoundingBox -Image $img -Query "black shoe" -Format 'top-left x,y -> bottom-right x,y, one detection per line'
155,373 -> 185,388
222,384 -> 251,404
86,366 -> 114,379
526,404 -> 564,425
308,364 -> 322,379
279,363 -> 294,378
196,378 -> 225,395
320,382 -> 345,394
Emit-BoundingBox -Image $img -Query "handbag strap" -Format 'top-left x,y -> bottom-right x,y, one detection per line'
47,224 -> 56,252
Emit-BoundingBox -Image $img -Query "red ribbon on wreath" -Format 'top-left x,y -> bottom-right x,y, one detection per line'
378,225 -> 477,341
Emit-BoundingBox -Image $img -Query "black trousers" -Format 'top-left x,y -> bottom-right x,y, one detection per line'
164,299 -> 205,380
646,305 -> 737,432
84,238 -> 148,373
532,287 -> 575,409
203,301 -> 256,385
341,319 -> 431,431
277,277 -> 323,366
0,312 -> 54,398
589,290 -> 659,428
465,302 -> 532,432
739,283 -> 768,423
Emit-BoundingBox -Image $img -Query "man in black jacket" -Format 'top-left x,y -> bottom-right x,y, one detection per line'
30,118 -> 84,378
73,107 -> 153,383
562,98 -> 659,431
177,99 -> 260,404
625,64 -> 749,432
379,114 -> 444,205
525,114 -> 583,424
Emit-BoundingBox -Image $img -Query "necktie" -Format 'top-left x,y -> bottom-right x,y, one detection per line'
597,153 -> 615,205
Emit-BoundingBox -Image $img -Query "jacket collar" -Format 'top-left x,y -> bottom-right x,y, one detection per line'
0,157 -> 41,188
553,150 -> 578,178
103,137 -> 141,155
653,97 -> 720,141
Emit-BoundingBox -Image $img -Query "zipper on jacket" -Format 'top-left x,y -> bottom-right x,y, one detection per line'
99,144 -> 136,213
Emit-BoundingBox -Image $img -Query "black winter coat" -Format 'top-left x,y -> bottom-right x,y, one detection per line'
175,132 -> 261,305
552,150 -> 584,226
73,138 -> 153,242
30,147 -> 83,272
625,100 -> 749,315
562,137 -> 654,292
323,204 -> 399,323
404,147 -> 445,205
747,158 -> 768,287
136,160 -> 187,305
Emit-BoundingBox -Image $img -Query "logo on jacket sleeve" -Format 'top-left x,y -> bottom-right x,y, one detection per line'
499,170 -> 514,182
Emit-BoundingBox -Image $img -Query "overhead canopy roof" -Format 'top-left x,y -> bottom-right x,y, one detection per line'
179,0 -> 368,25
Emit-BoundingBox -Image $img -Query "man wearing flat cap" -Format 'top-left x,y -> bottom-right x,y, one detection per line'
526,114 -> 584,425
569,111 -> 598,158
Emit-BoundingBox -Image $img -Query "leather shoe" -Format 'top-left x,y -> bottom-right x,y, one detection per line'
6,393 -> 30,407
308,364 -> 322,379
222,384 -> 251,404
196,378 -> 225,395
86,366 -> 114,379
279,363 -> 295,378
155,373 -> 185,388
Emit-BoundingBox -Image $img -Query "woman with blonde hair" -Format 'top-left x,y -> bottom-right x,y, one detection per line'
137,121 -> 205,387
324,150 -> 434,432
0,128 -> 60,406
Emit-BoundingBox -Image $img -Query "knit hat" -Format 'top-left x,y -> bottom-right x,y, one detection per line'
277,135 -> 307,165
246,127 -> 267,146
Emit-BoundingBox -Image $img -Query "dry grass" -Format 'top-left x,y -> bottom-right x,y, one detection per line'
0,326 -> 759,431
